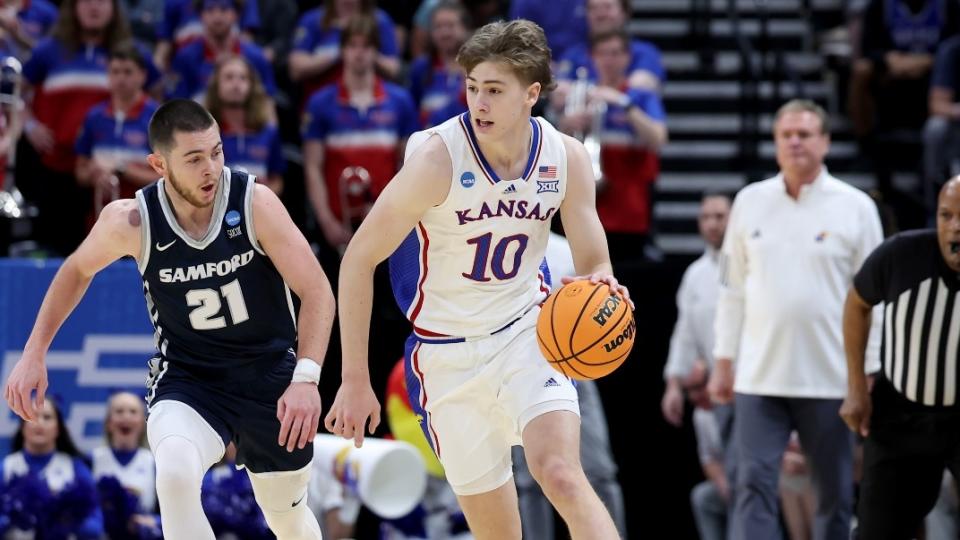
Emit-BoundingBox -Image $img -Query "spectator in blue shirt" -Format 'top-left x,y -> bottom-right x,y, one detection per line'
206,54 -> 285,194
302,15 -> 417,248
288,0 -> 400,103
557,0 -> 664,93
75,43 -> 160,205
408,0 -> 469,128
152,0 -> 259,70
167,0 -> 275,108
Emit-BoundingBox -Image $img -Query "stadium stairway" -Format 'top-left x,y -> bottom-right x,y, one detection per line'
632,0 -> 893,257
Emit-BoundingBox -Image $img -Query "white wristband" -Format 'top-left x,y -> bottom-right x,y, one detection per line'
292,358 -> 322,384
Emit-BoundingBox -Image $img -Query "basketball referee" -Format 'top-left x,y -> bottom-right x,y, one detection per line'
841,176 -> 960,539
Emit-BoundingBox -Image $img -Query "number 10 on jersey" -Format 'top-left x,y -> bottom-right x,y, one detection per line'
462,233 -> 529,282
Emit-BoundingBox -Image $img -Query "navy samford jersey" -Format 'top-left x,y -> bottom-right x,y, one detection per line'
135,167 -> 297,370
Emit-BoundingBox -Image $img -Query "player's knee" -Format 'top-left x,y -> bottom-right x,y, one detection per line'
154,436 -> 205,496
247,465 -> 322,540
528,454 -> 584,501
259,506 -> 319,540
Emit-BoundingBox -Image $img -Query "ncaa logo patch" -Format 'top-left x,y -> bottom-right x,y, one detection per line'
460,172 -> 476,188
225,210 -> 241,227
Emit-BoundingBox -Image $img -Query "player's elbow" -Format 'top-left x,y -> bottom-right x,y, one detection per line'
61,252 -> 97,282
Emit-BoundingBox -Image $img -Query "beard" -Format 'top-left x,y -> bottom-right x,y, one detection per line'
167,168 -> 215,208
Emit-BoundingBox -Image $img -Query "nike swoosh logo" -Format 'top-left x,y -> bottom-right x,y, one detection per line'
292,493 -> 305,507
156,240 -> 176,251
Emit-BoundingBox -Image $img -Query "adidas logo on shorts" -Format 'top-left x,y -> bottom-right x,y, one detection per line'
544,377 -> 560,388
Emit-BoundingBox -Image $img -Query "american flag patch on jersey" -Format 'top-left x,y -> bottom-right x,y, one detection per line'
538,165 -> 557,179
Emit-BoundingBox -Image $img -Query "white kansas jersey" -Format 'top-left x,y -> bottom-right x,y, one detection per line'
389,112 -> 567,341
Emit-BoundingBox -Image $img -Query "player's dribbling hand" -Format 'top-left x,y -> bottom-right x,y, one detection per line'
324,378 -> 381,448
277,382 -> 322,452
561,272 -> 635,310
3,353 -> 48,422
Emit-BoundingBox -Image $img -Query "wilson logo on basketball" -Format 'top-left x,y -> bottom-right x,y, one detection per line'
603,319 -> 637,353
592,296 -> 622,326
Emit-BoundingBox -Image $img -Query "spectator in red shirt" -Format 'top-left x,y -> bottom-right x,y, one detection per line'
18,0 -> 133,255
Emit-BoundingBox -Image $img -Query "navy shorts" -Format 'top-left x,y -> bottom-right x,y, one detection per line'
146,353 -> 313,473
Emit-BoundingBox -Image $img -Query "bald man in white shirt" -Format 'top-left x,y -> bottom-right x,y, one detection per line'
708,99 -> 883,540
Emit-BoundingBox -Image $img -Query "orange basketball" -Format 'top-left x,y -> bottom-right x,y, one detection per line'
536,280 -> 635,380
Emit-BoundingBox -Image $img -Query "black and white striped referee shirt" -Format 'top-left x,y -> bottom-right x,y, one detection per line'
854,230 -> 960,407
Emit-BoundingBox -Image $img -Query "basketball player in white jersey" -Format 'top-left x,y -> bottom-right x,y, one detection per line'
325,20 -> 629,539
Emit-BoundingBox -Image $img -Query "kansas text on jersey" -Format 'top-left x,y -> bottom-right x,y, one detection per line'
389,113 -> 567,341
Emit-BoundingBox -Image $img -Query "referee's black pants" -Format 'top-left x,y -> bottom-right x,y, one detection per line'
858,376 -> 960,539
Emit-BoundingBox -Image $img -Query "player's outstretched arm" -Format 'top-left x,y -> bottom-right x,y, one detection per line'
557,135 -> 632,308
4,199 -> 141,421
325,134 -> 451,448
253,183 -> 336,451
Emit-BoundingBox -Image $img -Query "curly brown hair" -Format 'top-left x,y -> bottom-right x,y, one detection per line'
456,19 -> 555,93
205,55 -> 271,133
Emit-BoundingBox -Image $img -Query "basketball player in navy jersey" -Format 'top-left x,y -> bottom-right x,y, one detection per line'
325,20 -> 629,540
4,99 -> 333,540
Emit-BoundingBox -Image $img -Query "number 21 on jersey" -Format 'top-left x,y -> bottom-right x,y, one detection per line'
186,278 -> 249,330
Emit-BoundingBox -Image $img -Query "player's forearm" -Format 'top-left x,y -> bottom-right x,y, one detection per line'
23,257 -> 95,358
295,277 -> 336,367
843,288 -> 873,393
581,256 -> 613,277
337,248 -> 376,382
572,232 -> 613,276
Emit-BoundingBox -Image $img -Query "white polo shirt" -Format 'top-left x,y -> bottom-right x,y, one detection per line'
713,168 -> 883,398
664,247 -> 720,380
